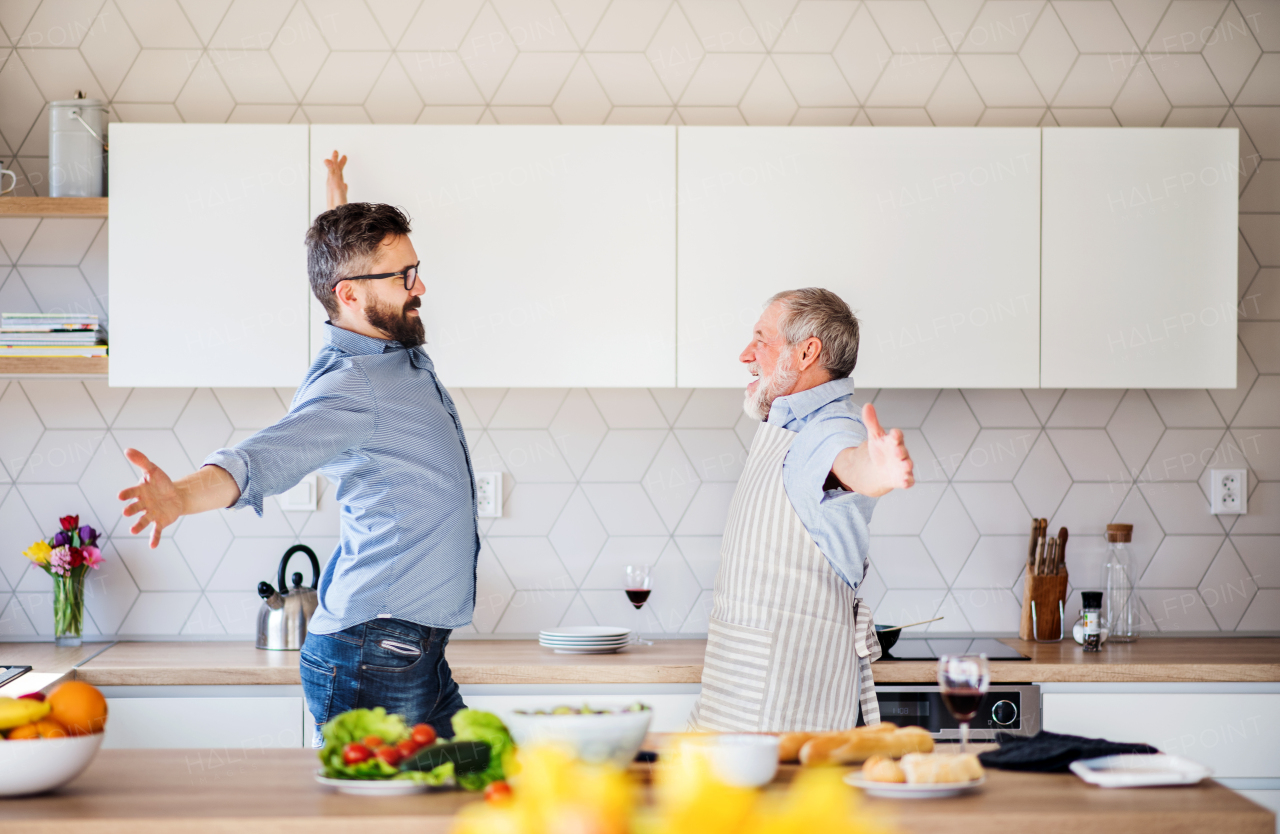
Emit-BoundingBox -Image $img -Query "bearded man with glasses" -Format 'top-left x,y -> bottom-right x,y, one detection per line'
117,151 -> 477,746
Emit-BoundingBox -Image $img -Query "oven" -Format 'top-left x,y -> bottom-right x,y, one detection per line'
871,683 -> 1041,741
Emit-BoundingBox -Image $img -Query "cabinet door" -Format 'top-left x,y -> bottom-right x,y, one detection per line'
1042,128 -> 1238,388
109,124 -> 311,387
677,127 -> 1041,388
102,696 -> 305,749
308,125 -> 677,387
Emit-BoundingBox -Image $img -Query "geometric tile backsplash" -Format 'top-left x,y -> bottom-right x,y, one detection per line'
0,0 -> 1277,639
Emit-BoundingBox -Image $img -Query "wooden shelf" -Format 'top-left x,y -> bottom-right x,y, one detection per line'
0,356 -> 108,374
0,197 -> 108,217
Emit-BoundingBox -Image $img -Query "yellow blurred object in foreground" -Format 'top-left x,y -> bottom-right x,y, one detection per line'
452,738 -> 896,834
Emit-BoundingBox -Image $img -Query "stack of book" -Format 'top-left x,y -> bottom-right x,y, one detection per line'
0,313 -> 108,357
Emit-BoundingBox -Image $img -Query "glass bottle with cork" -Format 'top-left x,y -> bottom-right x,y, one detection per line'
1101,523 -> 1139,643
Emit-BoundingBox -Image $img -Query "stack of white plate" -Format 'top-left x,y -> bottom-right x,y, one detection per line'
538,626 -> 632,654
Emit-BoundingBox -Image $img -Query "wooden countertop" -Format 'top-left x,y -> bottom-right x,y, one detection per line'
59,637 -> 1280,687
0,747 -> 1271,834
0,642 -> 115,697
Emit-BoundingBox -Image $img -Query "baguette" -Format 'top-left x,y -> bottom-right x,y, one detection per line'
777,732 -> 817,763
798,732 -> 855,766
796,723 -> 934,766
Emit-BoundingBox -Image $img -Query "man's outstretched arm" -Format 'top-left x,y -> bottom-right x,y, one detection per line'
118,452 -> 240,549
830,403 -> 914,498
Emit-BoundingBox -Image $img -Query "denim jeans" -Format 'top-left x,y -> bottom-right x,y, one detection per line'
299,618 -> 467,748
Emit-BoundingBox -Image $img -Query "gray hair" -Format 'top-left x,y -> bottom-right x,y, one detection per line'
305,203 -> 413,318
766,287 -> 860,379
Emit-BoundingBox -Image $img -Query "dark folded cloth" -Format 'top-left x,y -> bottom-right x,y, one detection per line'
977,730 -> 1159,773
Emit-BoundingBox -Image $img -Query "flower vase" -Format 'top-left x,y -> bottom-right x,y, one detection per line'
53,571 -> 86,647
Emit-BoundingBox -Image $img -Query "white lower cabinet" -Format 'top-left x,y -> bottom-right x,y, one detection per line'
1041,683 -> 1280,833
100,686 -> 306,750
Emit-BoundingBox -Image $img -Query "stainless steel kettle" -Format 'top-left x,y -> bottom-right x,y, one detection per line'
256,544 -> 320,651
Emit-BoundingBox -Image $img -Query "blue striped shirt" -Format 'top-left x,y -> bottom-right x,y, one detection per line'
204,323 -> 479,634
766,377 -> 877,589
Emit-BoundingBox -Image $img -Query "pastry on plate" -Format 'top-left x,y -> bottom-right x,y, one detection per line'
899,752 -> 984,784
862,755 -> 906,783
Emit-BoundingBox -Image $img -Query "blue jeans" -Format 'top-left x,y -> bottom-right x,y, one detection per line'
299,618 -> 467,748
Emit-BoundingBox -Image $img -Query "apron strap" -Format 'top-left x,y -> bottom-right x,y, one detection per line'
853,598 -> 882,726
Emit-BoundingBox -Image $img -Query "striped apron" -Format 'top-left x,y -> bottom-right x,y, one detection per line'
689,420 -> 882,732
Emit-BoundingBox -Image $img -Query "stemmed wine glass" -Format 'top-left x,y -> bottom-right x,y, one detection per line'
624,565 -> 653,646
937,654 -> 990,753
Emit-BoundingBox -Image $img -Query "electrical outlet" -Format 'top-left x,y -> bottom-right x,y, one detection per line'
475,472 -> 503,518
1210,469 -> 1247,515
280,474 -> 317,512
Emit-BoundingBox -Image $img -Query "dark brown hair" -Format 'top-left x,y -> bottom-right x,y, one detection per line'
305,203 -> 413,318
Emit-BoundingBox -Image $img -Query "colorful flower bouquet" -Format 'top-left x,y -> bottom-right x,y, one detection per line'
23,515 -> 104,647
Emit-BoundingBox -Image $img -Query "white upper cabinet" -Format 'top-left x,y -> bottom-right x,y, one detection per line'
676,127 -> 1042,389
1042,128 -> 1238,389
308,125 -> 677,388
109,124 -> 310,387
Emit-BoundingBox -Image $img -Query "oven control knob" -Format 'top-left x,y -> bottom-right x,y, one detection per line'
991,700 -> 1018,726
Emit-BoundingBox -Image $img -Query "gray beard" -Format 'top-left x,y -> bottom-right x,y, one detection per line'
743,353 -> 798,421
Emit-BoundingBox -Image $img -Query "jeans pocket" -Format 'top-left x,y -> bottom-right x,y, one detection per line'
363,628 -> 424,672
299,652 -> 337,747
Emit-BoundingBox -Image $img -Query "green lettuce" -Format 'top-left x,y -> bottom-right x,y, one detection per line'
393,761 -> 455,785
318,707 -> 410,779
450,709 -> 514,791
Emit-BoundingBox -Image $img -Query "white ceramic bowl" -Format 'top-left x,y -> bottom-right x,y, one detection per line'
0,733 -> 104,796
503,705 -> 652,768
693,734 -> 780,788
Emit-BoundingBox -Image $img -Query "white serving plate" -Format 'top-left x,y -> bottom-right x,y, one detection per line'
844,772 -> 986,799
314,771 -> 429,796
538,639 -> 631,647
539,627 -> 631,639
1069,754 -> 1211,788
546,646 -> 626,654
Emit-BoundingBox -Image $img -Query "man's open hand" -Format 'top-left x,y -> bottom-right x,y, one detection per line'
861,402 -> 914,492
118,448 -> 183,549
324,150 -> 348,210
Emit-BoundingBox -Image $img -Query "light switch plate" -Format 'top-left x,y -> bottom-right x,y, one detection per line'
476,472 -> 503,518
280,474 -> 317,512
1210,469 -> 1247,515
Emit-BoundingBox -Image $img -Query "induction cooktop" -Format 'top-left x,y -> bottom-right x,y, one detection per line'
880,638 -> 1030,661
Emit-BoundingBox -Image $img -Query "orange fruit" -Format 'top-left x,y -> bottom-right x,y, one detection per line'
33,719 -> 68,738
7,723 -> 40,739
46,681 -> 107,736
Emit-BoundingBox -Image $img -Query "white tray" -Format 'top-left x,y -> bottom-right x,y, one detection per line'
844,772 -> 985,798
1069,754 -> 1211,788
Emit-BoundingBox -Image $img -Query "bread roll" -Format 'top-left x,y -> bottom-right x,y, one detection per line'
899,752 -> 984,784
862,755 -> 906,783
778,732 -> 816,762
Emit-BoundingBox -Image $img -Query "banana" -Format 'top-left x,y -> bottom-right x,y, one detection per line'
0,696 -> 51,730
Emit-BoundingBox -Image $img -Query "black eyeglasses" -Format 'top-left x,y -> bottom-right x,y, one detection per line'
334,261 -> 420,292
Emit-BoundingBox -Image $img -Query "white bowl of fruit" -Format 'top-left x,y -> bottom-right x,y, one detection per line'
0,681 -> 109,797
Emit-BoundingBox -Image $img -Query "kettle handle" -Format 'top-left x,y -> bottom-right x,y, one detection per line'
279,544 -> 321,593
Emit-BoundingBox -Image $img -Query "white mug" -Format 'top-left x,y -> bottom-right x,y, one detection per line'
0,167 -> 15,195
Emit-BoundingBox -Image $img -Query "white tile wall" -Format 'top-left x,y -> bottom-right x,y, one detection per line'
0,0 -> 1276,638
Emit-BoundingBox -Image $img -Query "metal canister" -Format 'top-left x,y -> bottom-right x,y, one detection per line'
48,96 -> 107,197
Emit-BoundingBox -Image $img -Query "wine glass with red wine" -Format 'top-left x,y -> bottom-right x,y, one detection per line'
624,564 -> 653,646
937,654 -> 990,753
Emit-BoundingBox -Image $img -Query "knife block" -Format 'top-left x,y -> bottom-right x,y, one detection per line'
1020,571 -> 1069,642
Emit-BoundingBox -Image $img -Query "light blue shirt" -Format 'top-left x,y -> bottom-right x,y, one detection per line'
766,377 -> 877,589
204,323 -> 479,634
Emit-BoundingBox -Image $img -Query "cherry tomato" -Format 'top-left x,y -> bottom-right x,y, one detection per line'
376,746 -> 402,766
484,781 -> 512,804
411,724 -> 437,746
396,739 -> 418,758
362,735 -> 385,749
342,743 -> 372,765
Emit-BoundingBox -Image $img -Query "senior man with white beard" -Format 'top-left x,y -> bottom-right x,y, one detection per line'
689,288 -> 914,733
